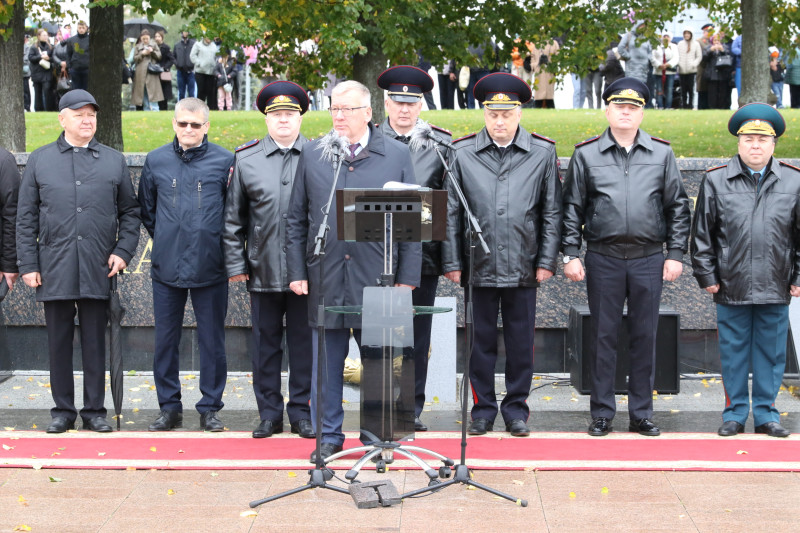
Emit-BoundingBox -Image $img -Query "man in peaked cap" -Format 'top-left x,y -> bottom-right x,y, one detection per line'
442,72 -> 562,437
691,103 -> 796,438
224,81 -> 315,439
377,65 -> 452,432
562,77 -> 690,438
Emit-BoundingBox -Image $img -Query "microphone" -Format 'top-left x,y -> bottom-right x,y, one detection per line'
408,120 -> 453,152
316,129 -> 349,164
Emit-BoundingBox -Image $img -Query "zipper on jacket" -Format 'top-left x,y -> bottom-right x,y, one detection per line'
172,178 -> 177,207
197,181 -> 202,209
622,147 -> 631,257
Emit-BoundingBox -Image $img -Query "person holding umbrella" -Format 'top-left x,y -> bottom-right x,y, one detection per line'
16,90 -> 141,433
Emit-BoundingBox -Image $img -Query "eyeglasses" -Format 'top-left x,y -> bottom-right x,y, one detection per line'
176,121 -> 207,130
329,106 -> 366,117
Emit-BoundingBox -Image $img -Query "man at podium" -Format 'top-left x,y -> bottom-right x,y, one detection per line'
287,80 -> 422,462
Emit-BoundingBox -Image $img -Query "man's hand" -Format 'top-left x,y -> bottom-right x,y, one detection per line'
108,254 -> 127,277
705,284 -> 720,294
563,258 -> 585,282
229,274 -> 249,282
444,270 -> 461,284
289,280 -> 308,295
449,72 -> 457,82
662,259 -> 683,282
22,272 -> 41,288
395,283 -> 416,290
536,268 -> 554,283
791,285 -> 800,298
1,272 -> 18,291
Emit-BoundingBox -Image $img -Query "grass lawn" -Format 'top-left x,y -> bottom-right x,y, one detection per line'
23,108 -> 800,158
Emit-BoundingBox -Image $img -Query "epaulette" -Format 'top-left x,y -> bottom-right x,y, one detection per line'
574,135 -> 600,148
780,161 -> 800,172
235,139 -> 260,152
531,132 -> 555,144
707,164 -> 727,172
453,133 -> 476,143
651,135 -> 671,145
431,124 -> 452,136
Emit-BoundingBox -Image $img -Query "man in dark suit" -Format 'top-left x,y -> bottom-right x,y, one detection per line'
287,80 -> 421,462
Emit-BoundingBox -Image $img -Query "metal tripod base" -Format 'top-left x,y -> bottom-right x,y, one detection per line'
400,464 -> 528,506
249,467 -> 350,507
323,442 -> 455,482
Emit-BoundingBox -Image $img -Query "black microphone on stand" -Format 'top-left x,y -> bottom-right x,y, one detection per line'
313,129 -> 350,256
408,119 -> 454,152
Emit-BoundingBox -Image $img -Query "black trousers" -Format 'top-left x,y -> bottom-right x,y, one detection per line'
679,73 -> 695,109
790,84 -> 800,109
195,73 -> 218,110
250,291 -> 312,423
44,299 -> 108,422
411,274 -> 438,416
23,76 -> 31,111
707,80 -> 732,110
438,74 -> 456,109
585,251 -> 664,420
33,79 -> 54,111
467,286 -> 537,424
70,69 -> 88,91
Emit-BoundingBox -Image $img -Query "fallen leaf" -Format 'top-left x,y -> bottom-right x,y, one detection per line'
511,479 -> 524,485
185,387 -> 195,391
3,444 -> 13,451
167,489 -> 175,495
12,386 -> 22,390
13,525 -> 31,531
132,408 -> 140,413
58,447 -> 65,451
737,450 -> 748,455
131,399 -> 142,403
601,487 -> 609,494
178,449 -> 185,454
150,446 -> 157,452
129,387 -> 140,392
98,452 -> 106,457
27,377 -> 33,382
240,510 -> 258,518
185,374 -> 197,380
210,472 -> 219,477
18,495 -> 27,504
127,370 -> 137,376
32,464 -> 42,470
125,421 -> 135,425
541,396 -> 552,401
3,426 -> 14,431
569,491 -> 576,499
126,466 -> 137,471
288,471 -> 297,478
781,412 -> 789,416
467,485 -> 476,491
670,409 -> 681,414
694,393 -> 702,397
31,424 -> 37,429
48,476 -> 62,482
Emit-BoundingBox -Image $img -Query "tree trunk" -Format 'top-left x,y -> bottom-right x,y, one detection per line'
0,3 -> 26,151
90,4 -> 124,151
352,23 -> 387,125
739,0 -> 770,106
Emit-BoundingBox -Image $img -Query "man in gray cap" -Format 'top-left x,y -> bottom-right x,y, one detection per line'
17,90 -> 141,433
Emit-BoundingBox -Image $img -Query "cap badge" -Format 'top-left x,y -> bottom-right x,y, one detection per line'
275,95 -> 290,102
403,86 -> 409,92
490,93 -> 511,102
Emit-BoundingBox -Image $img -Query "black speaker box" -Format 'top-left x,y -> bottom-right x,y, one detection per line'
568,305 -> 680,395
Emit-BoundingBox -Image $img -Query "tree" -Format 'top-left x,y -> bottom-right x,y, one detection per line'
89,3 -> 124,150
0,0 -> 26,150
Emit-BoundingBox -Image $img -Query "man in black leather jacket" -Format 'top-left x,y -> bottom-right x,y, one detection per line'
691,103 -> 797,438
223,82 -> 314,440
377,65 -> 451,432
442,73 -> 562,437
562,78 -> 690,438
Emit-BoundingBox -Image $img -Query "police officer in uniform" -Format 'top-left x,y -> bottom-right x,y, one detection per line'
377,65 -> 451,431
562,78 -> 691,437
691,103 -> 796,438
442,73 -> 562,437
224,81 -> 314,439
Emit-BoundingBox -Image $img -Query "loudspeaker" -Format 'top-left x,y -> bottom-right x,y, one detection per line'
568,305 -> 680,394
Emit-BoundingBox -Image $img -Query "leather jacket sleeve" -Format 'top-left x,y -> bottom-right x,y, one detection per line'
561,149 -> 587,257
689,174 -> 719,288
222,156 -> 249,278
662,148 -> 691,259
536,148 -> 563,273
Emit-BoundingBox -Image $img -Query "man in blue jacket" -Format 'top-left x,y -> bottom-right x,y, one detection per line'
139,97 -> 234,432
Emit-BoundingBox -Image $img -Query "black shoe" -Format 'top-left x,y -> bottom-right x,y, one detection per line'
718,420 -> 745,437
252,419 -> 283,439
46,416 -> 75,434
414,417 -> 428,432
468,418 -> 492,435
755,421 -> 791,438
309,442 -> 343,463
290,419 -> 315,438
505,419 -> 530,436
148,410 -> 183,431
629,418 -> 661,436
83,416 -> 113,432
588,417 -> 612,436
200,411 -> 225,432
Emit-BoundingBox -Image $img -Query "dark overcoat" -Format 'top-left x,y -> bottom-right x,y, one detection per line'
287,124 -> 422,328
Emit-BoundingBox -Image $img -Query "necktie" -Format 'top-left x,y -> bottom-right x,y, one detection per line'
349,143 -> 360,159
753,172 -> 762,182
280,148 -> 293,186
397,135 -> 410,145
496,145 -> 507,158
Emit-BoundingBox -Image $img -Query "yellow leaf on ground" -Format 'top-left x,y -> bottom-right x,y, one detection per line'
185,374 -> 197,380
569,492 -> 576,499
26,377 -> 33,382
240,510 -> 258,518
541,396 -> 552,401
737,450 -> 748,455
781,412 -> 789,416
167,489 -> 175,495
132,408 -> 140,413
13,525 -> 31,532
31,424 -> 37,429
17,495 -> 27,503
210,472 -> 219,477
601,487 -> 609,494
694,393 -> 702,397
150,446 -> 157,452
288,471 -> 297,478
12,386 -> 21,389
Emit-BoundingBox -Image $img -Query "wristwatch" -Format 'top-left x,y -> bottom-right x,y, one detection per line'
562,255 -> 578,264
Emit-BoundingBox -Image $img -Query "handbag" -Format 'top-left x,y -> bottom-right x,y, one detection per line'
147,62 -> 164,75
223,82 -> 233,93
714,53 -> 733,69
159,71 -> 172,81
458,66 -> 470,91
57,73 -> 72,93
39,59 -> 50,70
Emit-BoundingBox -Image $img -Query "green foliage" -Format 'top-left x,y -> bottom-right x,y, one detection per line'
22,109 -> 800,158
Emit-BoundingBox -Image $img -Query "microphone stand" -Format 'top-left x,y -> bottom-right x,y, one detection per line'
400,143 -> 528,507
250,150 -> 350,507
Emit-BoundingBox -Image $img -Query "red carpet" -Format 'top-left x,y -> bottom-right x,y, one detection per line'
2,430 -> 800,471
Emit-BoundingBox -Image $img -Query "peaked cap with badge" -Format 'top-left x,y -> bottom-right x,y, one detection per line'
377,65 -> 434,103
473,72 -> 532,109
602,77 -> 649,107
727,102 -> 785,138
256,80 -> 310,115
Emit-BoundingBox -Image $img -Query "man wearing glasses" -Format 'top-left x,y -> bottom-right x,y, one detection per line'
139,97 -> 235,432
287,80 -> 421,462
377,65 -> 451,432
224,81 -> 315,440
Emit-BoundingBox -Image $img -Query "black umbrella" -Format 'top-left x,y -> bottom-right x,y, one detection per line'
123,18 -> 166,40
108,274 -> 126,430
